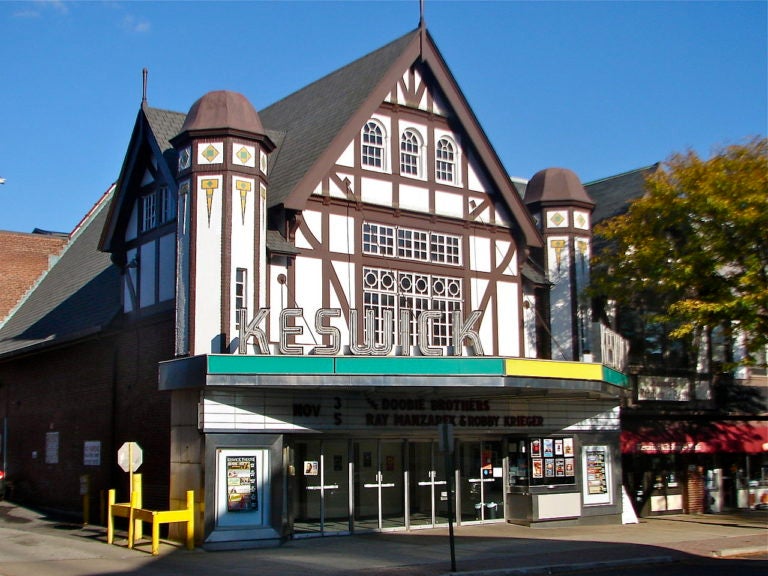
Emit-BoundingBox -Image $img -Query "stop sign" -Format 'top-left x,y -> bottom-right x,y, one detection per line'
117,441 -> 143,473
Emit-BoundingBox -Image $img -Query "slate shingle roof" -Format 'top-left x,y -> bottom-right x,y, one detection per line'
259,28 -> 418,208
0,188 -> 121,358
143,105 -> 186,155
585,164 -> 660,224
138,29 -> 418,212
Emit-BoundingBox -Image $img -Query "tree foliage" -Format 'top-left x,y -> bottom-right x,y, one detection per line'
591,137 -> 768,366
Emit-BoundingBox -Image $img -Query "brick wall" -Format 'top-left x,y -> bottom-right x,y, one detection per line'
0,231 -> 68,321
0,311 -> 175,517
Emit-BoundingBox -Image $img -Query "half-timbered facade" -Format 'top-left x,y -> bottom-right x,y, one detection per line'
0,24 -> 629,548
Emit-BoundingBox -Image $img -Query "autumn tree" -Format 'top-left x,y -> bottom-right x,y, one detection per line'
591,137 -> 768,373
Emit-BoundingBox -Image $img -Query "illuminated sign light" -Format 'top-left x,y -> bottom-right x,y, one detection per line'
238,308 -> 485,357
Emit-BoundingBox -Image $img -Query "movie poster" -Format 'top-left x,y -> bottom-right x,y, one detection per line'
226,456 -> 258,511
586,449 -> 608,495
532,458 -> 543,478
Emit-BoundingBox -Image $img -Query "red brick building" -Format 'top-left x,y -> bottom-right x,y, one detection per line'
0,230 -> 67,323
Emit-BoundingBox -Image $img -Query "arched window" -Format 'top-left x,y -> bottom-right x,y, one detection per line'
400,129 -> 422,177
362,120 -> 385,169
436,137 -> 456,184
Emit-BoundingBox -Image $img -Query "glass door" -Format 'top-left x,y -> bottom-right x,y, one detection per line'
293,439 -> 350,535
408,441 -> 449,528
458,440 -> 503,522
380,440 -> 405,530
353,439 -> 405,531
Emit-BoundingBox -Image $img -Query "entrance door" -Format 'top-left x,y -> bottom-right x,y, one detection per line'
408,441 -> 449,528
353,439 -> 405,531
293,440 -> 350,535
458,440 -> 504,522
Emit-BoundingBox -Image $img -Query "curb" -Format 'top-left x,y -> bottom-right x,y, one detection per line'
711,545 -> 768,558
439,555 -> 677,576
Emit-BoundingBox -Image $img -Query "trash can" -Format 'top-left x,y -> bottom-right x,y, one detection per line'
486,502 -> 497,519
474,503 -> 483,520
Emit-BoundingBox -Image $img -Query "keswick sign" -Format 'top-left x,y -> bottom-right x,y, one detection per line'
238,308 -> 485,356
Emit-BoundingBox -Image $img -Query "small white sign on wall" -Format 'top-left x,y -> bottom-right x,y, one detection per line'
83,441 -> 101,466
45,431 -> 59,464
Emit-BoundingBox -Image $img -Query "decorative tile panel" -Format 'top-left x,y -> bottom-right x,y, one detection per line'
573,210 -> 590,230
234,177 -> 254,225
232,143 -> 256,168
197,142 -> 223,165
546,210 -> 569,228
178,146 -> 192,171
199,176 -> 221,226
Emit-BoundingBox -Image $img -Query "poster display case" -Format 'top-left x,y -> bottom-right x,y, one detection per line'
508,437 -> 576,488
581,445 -> 613,505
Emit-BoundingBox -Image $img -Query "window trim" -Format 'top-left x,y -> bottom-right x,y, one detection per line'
361,119 -> 387,172
399,128 -> 423,179
363,266 -> 463,347
141,192 -> 157,232
435,136 -> 459,185
363,221 -> 462,266
235,267 -> 248,329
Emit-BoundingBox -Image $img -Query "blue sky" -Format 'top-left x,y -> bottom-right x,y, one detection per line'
1,0 -> 766,233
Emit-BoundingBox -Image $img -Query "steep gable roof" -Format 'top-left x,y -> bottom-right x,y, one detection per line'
260,29 -> 419,209
586,164 -> 660,224
104,25 -> 542,255
260,26 -> 542,248
99,105 -> 185,255
0,187 -> 121,359
143,105 -> 186,155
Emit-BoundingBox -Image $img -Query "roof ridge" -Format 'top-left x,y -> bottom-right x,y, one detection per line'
584,163 -> 660,186
143,103 -> 186,117
261,28 -> 418,117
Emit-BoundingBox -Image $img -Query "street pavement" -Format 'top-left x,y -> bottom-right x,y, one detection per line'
0,501 -> 765,576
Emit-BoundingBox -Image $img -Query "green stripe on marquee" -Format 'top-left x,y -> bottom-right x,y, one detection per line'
205,355 -> 627,386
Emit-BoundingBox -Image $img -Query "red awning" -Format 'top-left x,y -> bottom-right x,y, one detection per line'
621,421 -> 768,455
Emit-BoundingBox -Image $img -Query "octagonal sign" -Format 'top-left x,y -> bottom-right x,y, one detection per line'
117,441 -> 143,473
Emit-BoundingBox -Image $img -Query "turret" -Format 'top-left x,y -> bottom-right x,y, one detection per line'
170,91 -> 275,355
525,168 -> 595,361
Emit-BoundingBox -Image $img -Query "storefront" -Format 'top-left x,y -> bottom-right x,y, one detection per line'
621,421 -> 768,515
161,355 -> 628,547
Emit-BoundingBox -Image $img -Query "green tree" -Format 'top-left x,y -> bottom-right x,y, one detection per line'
591,137 -> 768,370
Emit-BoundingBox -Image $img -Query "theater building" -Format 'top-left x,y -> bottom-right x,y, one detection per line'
0,24 -> 628,548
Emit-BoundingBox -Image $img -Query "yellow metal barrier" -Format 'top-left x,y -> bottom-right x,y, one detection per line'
107,489 -> 195,556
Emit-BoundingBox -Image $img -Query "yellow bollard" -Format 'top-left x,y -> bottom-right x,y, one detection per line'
132,474 -> 143,540
186,490 -> 195,550
107,489 -> 115,544
80,474 -> 90,526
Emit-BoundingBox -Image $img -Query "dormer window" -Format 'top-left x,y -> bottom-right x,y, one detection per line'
141,192 -> 157,232
140,186 -> 175,232
400,129 -> 422,177
362,120 -> 386,170
158,186 -> 175,225
436,137 -> 456,184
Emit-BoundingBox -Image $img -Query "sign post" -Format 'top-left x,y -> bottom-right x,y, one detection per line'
438,423 -> 456,573
117,441 -> 143,491
117,442 -> 143,539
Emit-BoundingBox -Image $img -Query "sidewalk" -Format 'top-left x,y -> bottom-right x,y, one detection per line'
0,501 -> 765,576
